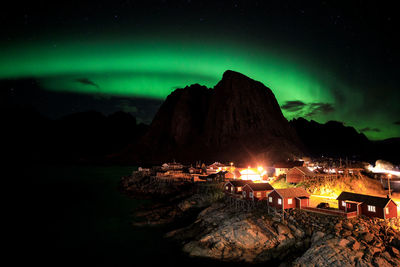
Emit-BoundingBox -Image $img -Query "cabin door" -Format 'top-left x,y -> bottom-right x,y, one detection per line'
296,198 -> 300,208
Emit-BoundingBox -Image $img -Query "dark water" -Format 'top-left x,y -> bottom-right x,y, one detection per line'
12,165 -> 248,266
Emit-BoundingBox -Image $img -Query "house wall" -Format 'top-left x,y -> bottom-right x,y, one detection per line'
338,200 -> 346,211
297,198 -> 309,208
338,200 -> 359,213
385,200 -> 398,219
286,168 -> 305,183
225,183 -> 243,194
255,190 -> 272,200
268,191 -> 283,209
338,199 -> 398,219
360,203 -> 384,219
346,202 -> 358,212
275,168 -> 289,176
242,186 -> 252,199
224,183 -> 232,194
284,196 -> 296,209
242,187 -> 271,200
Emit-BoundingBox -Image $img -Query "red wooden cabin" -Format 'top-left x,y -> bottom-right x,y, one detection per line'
337,191 -> 397,219
224,180 -> 253,195
274,161 -> 304,176
267,188 -> 310,209
242,183 -> 274,201
286,167 -> 316,184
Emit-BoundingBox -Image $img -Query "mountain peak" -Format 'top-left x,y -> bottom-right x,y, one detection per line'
126,70 -> 303,164
222,70 -> 250,80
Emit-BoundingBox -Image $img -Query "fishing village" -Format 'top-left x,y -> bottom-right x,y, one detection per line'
121,158 -> 400,266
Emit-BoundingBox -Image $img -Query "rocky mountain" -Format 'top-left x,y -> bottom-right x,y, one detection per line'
120,70 -> 303,164
290,118 -> 400,164
290,118 -> 369,158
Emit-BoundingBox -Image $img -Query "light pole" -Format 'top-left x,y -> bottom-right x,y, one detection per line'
388,174 -> 392,198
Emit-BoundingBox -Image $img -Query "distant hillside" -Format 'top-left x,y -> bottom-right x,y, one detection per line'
2,106 -> 148,163
290,118 -> 399,164
290,117 -> 369,158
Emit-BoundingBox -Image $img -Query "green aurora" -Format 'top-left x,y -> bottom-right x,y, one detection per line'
0,37 -> 398,140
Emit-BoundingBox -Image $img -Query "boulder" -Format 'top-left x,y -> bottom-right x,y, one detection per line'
373,256 -> 392,267
311,231 -> 325,244
338,238 -> 350,247
341,230 -> 352,237
362,232 -> 375,243
391,246 -> 400,258
275,223 -> 291,236
294,237 -> 372,266
351,240 -> 361,251
343,221 -> 354,231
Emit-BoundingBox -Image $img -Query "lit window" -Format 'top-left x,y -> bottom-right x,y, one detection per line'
368,205 -> 376,212
250,192 -> 254,198
237,187 -> 242,192
342,201 -> 346,206
269,197 -> 272,203
288,198 -> 292,204
385,207 -> 389,214
225,186 -> 229,190
231,187 -> 234,192
257,192 -> 261,197
278,198 -> 282,205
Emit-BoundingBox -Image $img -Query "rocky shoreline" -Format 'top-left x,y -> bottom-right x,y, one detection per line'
121,173 -> 400,266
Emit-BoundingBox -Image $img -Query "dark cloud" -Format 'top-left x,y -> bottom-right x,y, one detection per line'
360,127 -> 381,133
305,103 -> 335,117
117,100 -> 138,113
75,78 -> 100,88
394,121 -> 400,125
283,99 -> 335,118
281,100 -> 306,112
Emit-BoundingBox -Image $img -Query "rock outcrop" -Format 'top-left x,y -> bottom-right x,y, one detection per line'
292,213 -> 400,266
121,171 -> 224,226
167,202 -> 400,265
166,202 -> 303,263
121,171 -> 400,265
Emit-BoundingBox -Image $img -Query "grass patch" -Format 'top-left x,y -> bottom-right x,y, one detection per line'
270,175 -> 297,189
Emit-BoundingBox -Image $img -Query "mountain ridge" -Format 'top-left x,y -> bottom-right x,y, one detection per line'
118,70 -> 304,164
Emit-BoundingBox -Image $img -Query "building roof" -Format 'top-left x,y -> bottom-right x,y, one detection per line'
273,188 -> 310,198
226,180 -> 253,187
245,183 -> 274,191
336,191 -> 395,208
274,161 -> 304,168
289,167 -> 316,177
233,169 -> 241,178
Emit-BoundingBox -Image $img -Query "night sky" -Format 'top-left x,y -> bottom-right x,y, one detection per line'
1,1 -> 399,139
